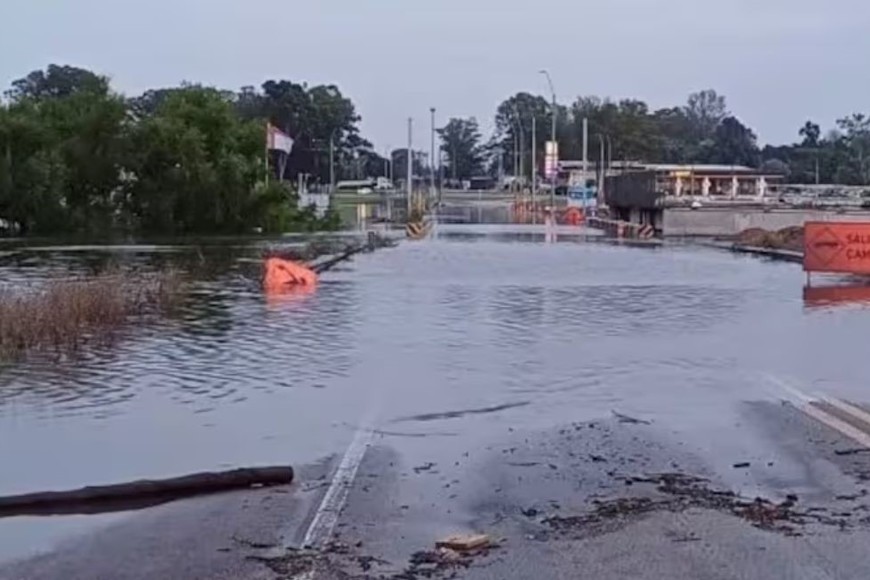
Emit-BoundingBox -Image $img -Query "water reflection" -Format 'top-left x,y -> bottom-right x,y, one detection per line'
4,228 -> 870,557
804,282 -> 870,308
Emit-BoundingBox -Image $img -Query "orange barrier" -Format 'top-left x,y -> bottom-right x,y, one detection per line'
263,258 -> 318,292
804,222 -> 870,274
563,207 -> 584,226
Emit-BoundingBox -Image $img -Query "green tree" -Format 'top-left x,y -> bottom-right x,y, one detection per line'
6,64 -> 108,101
0,65 -> 126,233
684,89 -> 729,143
799,121 -> 821,148
708,116 -> 759,167
237,81 -> 367,183
495,93 -> 552,176
390,148 -> 425,183
438,117 -> 484,180
650,107 -> 694,163
123,86 -> 267,233
0,101 -> 70,233
834,114 -> 870,185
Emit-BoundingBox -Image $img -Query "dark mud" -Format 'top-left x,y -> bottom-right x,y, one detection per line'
543,472 -> 858,538
247,540 -> 498,580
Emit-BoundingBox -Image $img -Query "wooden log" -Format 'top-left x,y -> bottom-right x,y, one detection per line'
311,244 -> 368,274
0,466 -> 293,518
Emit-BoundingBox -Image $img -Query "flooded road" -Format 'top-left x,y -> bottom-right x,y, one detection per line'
2,225 -> 870,572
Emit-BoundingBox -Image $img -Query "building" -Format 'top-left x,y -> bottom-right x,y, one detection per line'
602,164 -> 786,231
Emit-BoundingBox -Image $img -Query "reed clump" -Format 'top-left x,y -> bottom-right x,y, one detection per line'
0,270 -> 184,359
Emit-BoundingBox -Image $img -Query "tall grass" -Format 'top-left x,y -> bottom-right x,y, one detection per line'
0,270 -> 184,359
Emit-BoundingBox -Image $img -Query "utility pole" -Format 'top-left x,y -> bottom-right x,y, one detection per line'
582,117 -> 589,177
430,107 -> 436,200
514,109 -> 525,189
598,134 -> 606,208
539,70 -> 557,214
329,131 -> 336,193
407,117 -> 413,215
531,115 -> 537,206
438,147 -> 444,204
607,135 -> 612,172
385,147 -> 392,182
512,125 -> 519,190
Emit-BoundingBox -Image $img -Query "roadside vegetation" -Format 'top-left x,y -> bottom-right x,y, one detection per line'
0,65 -> 353,236
0,270 -> 184,359
734,226 -> 805,253
3,65 -> 869,238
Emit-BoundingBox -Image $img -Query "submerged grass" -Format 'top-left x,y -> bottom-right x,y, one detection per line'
0,270 -> 184,359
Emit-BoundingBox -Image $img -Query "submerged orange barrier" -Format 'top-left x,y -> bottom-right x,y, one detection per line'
263,258 -> 318,292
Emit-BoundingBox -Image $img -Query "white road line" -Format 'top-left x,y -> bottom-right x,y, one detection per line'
761,372 -> 817,404
822,398 -> 870,430
761,373 -> 870,449
302,424 -> 374,549
801,403 -> 870,449
291,423 -> 376,580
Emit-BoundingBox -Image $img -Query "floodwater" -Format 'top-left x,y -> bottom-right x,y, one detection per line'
1,221 -> 870,560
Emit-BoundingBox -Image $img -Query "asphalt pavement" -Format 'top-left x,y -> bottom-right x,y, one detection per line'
6,399 -> 870,579
4,235 -> 870,579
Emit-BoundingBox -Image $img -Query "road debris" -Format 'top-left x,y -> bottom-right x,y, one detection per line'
246,547 -> 322,577
733,462 -> 751,469
544,473 -> 849,537
834,448 -> 870,456
435,533 -> 491,552
612,411 -> 651,425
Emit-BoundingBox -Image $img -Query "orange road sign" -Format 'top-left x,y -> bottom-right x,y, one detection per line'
804,222 -> 870,274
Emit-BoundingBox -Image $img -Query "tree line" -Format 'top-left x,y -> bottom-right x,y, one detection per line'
0,64 -> 373,235
5,64 -> 870,236
438,89 -> 870,186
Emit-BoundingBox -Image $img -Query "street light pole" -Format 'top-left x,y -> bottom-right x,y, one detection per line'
539,70 -> 557,214
512,106 -> 524,190
329,134 -> 335,193
531,115 -> 537,209
385,147 -> 392,182
598,134 -> 605,208
407,117 -> 413,215
430,107 -> 436,200
512,122 -> 519,191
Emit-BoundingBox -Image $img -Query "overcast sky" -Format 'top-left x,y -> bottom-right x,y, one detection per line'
2,0 -> 869,151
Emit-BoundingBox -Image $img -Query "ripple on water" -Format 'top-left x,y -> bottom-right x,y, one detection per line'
0,234 -> 849,504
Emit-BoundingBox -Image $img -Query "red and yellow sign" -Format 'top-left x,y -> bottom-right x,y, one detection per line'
804,222 -> 870,274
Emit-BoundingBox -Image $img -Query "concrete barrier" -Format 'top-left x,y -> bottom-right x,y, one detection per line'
664,208 -> 870,237
587,216 -> 656,239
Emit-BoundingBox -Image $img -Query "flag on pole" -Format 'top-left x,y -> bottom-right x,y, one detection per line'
266,123 -> 294,154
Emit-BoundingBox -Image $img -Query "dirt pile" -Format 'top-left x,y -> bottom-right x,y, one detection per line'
734,226 -> 804,252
